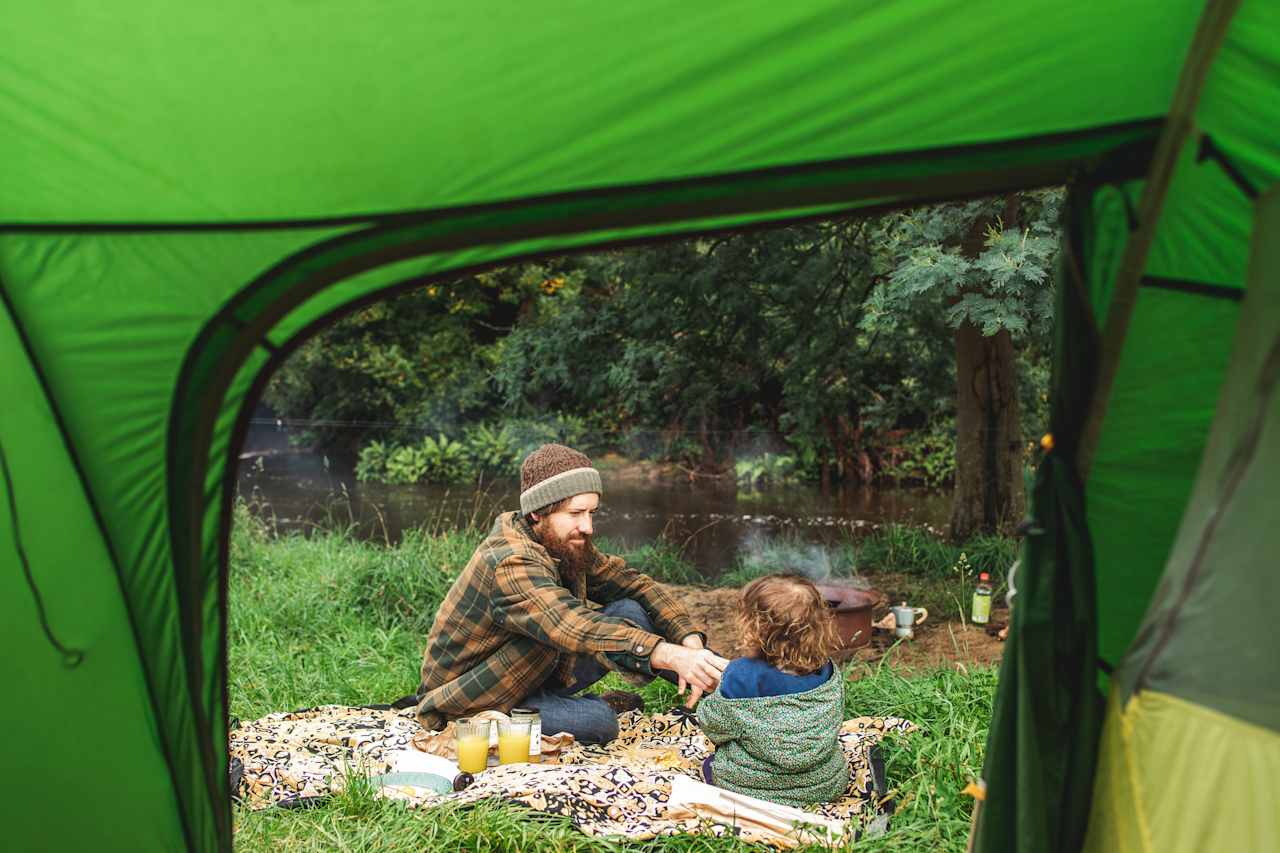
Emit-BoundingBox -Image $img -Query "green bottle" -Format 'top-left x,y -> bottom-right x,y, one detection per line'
971,572 -> 992,624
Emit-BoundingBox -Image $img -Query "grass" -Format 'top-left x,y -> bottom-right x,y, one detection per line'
230,503 -> 998,850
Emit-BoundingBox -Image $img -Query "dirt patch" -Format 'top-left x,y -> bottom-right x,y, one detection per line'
665,582 -> 1008,676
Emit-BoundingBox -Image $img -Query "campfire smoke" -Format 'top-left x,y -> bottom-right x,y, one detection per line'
737,530 -> 843,583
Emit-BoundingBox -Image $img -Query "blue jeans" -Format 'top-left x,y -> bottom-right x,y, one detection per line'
518,598 -> 658,745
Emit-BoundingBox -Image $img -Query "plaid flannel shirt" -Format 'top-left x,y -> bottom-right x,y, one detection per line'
415,511 -> 703,731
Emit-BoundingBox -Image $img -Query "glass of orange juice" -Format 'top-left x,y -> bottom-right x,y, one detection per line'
455,718 -> 491,774
511,709 -> 541,763
497,718 -> 531,765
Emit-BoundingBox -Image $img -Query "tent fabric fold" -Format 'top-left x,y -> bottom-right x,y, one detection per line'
973,189 -> 1102,853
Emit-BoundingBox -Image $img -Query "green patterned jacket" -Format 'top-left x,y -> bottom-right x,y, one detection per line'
696,665 -> 849,807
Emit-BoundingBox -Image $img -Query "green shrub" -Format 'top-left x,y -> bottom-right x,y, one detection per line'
383,442 -> 430,484
357,434 -> 476,484
230,495 -> 273,567
734,452 -> 801,488
881,418 -> 957,487
354,439 -> 390,482
857,524 -> 957,576
462,422 -> 521,474
355,415 -> 605,486
420,433 -> 471,482
961,533 -> 1019,583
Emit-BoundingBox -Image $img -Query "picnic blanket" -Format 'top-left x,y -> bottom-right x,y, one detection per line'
230,704 -> 916,846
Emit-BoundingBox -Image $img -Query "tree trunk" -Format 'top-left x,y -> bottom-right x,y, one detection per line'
950,194 -> 1026,541
950,323 -> 1025,540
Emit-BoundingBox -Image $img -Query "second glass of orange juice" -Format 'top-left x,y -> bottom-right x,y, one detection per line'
497,718 -> 531,765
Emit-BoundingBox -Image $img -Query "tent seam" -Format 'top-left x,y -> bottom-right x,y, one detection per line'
1077,0 -> 1244,478
1142,275 -> 1244,301
1,118 -> 1162,234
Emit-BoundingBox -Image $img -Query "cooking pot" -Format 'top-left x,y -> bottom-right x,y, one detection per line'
814,582 -> 877,656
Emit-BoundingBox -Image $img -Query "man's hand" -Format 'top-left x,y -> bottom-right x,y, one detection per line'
650,642 -> 729,708
676,634 -> 707,701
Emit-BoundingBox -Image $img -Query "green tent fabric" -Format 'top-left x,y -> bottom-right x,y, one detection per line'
1,2 -> 1276,850
1080,185 -> 1280,853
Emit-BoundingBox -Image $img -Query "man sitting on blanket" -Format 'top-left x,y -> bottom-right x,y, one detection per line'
415,443 -> 729,744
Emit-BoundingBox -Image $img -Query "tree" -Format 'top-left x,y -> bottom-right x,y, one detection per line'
870,191 -> 1060,538
496,222 -> 955,481
263,262 -> 571,450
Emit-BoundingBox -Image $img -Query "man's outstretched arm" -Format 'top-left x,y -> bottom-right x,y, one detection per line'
587,553 -> 705,646
493,555 -> 726,698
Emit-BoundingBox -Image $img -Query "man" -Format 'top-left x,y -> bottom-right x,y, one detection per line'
416,443 -> 728,743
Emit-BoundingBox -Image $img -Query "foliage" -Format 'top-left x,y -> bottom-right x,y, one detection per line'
262,197 -> 1057,492
262,263 -> 578,450
353,439 -> 390,482
501,413 -> 599,458
870,192 -> 1060,536
880,418 -> 957,487
461,422 -> 521,473
352,414 -> 604,484
868,192 -> 1060,341
734,452 -> 803,488
421,434 -> 471,482
1017,347 -> 1052,447
357,433 -> 472,484
855,524 -> 956,577
495,224 -> 959,482
383,442 -> 431,484
959,533 -> 1020,579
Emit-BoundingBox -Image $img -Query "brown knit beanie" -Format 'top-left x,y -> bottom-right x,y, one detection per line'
519,444 -> 602,514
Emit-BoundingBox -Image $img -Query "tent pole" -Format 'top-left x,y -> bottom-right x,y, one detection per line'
1076,0 -> 1242,479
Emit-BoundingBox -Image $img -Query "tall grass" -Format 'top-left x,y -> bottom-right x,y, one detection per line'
230,505 -> 998,851
843,663 -> 997,851
229,502 -> 479,718
601,537 -> 706,586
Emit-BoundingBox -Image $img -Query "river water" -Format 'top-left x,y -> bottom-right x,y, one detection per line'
235,449 -> 950,578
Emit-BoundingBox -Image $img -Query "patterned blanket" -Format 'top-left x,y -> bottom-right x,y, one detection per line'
230,705 -> 915,846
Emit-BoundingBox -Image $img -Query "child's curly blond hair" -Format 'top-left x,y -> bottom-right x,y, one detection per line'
735,573 -> 839,674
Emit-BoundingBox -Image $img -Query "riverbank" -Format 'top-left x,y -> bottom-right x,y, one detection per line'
235,448 -> 955,575
229,508 -> 997,851
230,499 -> 1014,706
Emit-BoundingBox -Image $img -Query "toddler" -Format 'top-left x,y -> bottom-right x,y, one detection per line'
696,573 -> 849,807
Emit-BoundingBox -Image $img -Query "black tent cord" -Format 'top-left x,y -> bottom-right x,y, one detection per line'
0,438 -> 84,667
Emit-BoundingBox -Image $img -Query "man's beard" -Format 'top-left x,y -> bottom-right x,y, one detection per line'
536,524 -> 594,589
